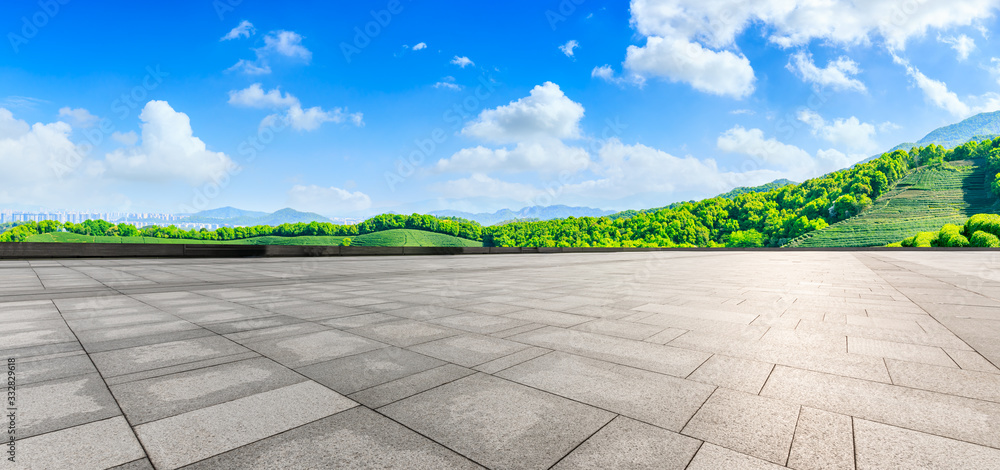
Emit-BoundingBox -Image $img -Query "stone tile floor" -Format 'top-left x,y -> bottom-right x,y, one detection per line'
2,251 -> 1000,469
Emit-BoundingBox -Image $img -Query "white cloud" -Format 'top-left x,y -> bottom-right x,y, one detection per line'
786,52 -> 866,93
221,20 -> 255,41
412,42 -> 427,51
878,122 -> 901,133
939,34 -> 976,61
432,174 -> 544,201
434,77 -> 462,91
0,108 -> 115,208
718,126 -> 813,169
559,40 -> 579,57
226,59 -> 271,75
435,140 -> 591,174
624,36 -> 755,98
102,101 -> 236,184
630,0 -> 1000,51
717,125 -> 859,180
228,84 -> 363,131
616,0 -> 1000,97
287,184 -> 372,213
462,82 -> 584,144
0,108 -> 79,179
227,83 -> 298,108
263,31 -> 311,60
57,107 -> 99,128
451,56 -> 474,68
892,54 -> 972,117
592,65 -> 615,82
797,110 -> 879,152
228,30 -> 311,74
111,131 -> 138,146
560,139 -> 779,199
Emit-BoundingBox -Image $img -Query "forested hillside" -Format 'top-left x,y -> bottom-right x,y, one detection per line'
6,140 -> 999,248
483,151 -> 912,247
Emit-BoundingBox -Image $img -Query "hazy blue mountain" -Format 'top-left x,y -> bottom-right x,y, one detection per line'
182,207 -> 333,225
869,111 -> 1000,162
917,111 -> 1000,148
431,205 -> 614,226
187,206 -> 269,220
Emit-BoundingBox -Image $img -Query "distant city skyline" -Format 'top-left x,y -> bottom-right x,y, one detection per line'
3,1 -> 1000,217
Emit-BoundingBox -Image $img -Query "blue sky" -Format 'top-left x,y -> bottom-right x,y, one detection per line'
2,0 -> 1000,217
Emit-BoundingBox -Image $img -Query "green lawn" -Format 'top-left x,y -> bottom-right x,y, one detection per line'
25,229 -> 483,247
788,160 -> 999,247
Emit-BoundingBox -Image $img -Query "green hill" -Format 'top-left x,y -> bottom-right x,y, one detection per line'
918,112 -> 1000,149
787,160 -> 998,247
25,229 -> 483,247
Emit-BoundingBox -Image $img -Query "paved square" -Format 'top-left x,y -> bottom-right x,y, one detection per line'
2,251 -> 1000,468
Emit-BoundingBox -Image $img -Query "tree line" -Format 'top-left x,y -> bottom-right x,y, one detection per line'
891,214 -> 1000,247
3,139 -> 998,247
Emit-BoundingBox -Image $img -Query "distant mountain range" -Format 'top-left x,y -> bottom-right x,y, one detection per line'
431,205 -> 615,226
182,207 -> 335,226
875,111 -> 1000,159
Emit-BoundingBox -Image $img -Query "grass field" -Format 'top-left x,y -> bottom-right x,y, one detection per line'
788,160 -> 999,247
25,229 -> 483,247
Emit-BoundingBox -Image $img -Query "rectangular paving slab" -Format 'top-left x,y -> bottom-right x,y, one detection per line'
380,373 -> 615,470
182,406 -> 482,469
498,351 -> 714,431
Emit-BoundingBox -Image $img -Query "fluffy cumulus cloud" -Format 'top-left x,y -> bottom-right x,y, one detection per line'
412,42 -> 427,51
717,126 -> 857,180
221,20 -> 255,41
559,139 -> 781,200
287,185 -> 372,214
462,82 -> 584,144
624,36 -> 755,97
434,82 -> 589,178
102,101 -> 237,184
559,40 -> 579,57
434,141 -> 591,174
615,0 -> 1000,97
631,0 -> 1000,50
0,108 -> 81,184
450,56 -> 474,68
786,52 -> 866,93
57,107 -> 99,128
434,76 -> 461,91
228,83 -> 363,131
431,174 -> 544,202
797,110 -> 879,153
228,30 -> 312,74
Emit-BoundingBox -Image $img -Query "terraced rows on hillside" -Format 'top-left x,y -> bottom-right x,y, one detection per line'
788,160 -> 998,247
